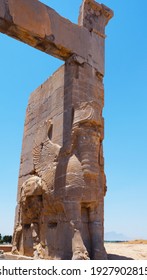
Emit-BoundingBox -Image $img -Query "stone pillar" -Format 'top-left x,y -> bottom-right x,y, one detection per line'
12,0 -> 113,260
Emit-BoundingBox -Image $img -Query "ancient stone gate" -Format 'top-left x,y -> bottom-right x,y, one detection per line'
0,0 -> 113,259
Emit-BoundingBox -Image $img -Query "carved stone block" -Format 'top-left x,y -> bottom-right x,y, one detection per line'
2,0 -> 114,260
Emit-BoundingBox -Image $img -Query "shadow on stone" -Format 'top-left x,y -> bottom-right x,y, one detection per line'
108,254 -> 134,260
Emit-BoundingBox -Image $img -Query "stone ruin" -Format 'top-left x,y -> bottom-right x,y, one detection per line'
0,0 -> 113,259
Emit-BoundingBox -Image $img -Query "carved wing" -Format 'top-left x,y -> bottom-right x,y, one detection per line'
73,101 -> 102,126
33,120 -> 60,188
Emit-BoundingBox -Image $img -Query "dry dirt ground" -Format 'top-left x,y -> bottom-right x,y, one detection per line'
105,241 -> 147,260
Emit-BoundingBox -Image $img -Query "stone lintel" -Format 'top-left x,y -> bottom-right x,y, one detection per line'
0,0 -> 113,75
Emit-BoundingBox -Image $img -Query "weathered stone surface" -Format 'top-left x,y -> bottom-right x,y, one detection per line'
0,0 -> 113,75
12,61 -> 107,260
0,0 -> 5,19
8,0 -> 51,38
0,0 -> 113,260
72,230 -> 90,260
79,0 -> 113,36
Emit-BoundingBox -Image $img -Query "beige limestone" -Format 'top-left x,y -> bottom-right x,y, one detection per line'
0,0 -> 113,259
12,61 -> 107,260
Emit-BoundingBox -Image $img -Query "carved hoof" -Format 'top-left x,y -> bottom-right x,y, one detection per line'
72,250 -> 90,260
72,229 -> 90,260
33,243 -> 45,259
11,247 -> 20,255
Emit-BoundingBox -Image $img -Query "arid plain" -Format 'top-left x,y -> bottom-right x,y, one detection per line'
105,240 -> 147,260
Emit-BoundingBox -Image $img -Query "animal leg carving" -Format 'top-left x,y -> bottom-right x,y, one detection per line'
63,201 -> 89,260
89,204 -> 107,260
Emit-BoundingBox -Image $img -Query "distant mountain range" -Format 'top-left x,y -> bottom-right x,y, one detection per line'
104,231 -> 131,241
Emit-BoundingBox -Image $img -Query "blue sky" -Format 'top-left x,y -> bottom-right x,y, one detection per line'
0,0 -> 147,240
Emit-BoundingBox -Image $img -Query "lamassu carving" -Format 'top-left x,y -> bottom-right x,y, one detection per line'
6,0 -> 113,259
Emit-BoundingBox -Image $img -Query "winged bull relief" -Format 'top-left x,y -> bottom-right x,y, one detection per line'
12,101 -> 107,260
